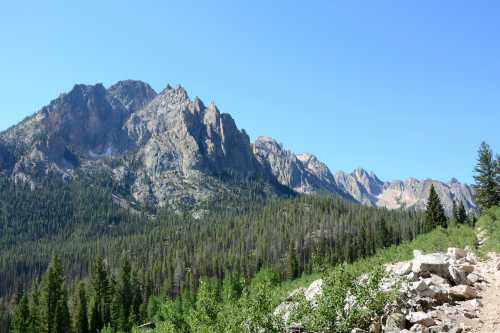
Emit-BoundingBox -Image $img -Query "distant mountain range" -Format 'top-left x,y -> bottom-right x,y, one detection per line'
0,80 -> 476,214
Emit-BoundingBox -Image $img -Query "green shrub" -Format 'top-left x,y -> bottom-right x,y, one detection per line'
290,265 -> 391,333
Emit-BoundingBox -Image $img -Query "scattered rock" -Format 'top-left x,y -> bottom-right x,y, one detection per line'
466,273 -> 482,284
406,311 -> 435,327
449,265 -> 469,285
447,248 -> 467,260
459,265 -> 474,274
449,285 -> 477,301
410,323 -> 429,332
385,313 -> 407,332
412,253 -> 450,278
304,279 -> 323,301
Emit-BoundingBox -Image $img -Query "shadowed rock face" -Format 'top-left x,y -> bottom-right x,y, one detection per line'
0,80 -> 477,211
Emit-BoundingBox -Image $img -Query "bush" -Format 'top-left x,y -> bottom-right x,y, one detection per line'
290,265 -> 390,333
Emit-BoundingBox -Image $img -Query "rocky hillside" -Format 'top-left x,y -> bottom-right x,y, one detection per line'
0,81 -> 476,211
277,247 -> 500,332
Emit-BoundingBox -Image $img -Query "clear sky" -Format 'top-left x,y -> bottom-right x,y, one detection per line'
1,1 -> 498,183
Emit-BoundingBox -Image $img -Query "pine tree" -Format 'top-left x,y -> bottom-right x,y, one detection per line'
40,255 -> 71,333
29,280 -> 42,333
11,294 -> 30,333
286,243 -> 299,280
116,259 -> 133,332
425,184 -> 447,228
74,282 -> 89,333
456,201 -> 467,224
496,154 -> 500,201
473,142 -> 499,210
452,200 -> 458,222
89,300 -> 100,333
90,257 -> 111,332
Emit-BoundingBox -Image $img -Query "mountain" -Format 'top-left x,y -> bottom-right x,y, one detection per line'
0,81 -> 273,208
0,80 -> 476,213
334,170 -> 476,214
252,137 -> 353,200
253,137 -> 476,214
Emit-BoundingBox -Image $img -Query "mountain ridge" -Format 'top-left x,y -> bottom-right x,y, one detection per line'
0,80 -> 476,213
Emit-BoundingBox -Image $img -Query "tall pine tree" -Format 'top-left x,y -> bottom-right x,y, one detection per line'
456,201 -> 467,225
496,154 -> 500,202
40,255 -> 71,333
473,142 -> 499,210
425,184 -> 447,228
74,282 -> 89,333
90,257 -> 111,332
116,259 -> 133,332
286,243 -> 299,280
11,294 -> 30,333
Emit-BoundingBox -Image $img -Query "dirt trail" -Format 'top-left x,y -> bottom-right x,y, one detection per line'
467,228 -> 500,332
471,226 -> 500,333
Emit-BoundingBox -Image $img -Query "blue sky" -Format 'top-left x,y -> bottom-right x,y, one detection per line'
0,1 -> 498,183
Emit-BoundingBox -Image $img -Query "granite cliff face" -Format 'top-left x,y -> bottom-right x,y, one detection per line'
0,80 -> 476,212
122,85 -> 260,206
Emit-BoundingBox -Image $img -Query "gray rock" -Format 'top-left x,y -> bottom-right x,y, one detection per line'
449,266 -> 468,285
385,313 -> 407,332
406,311 -> 435,327
412,253 -> 450,278
466,273 -> 482,284
410,323 -> 429,332
447,248 -> 467,260
449,285 -> 477,301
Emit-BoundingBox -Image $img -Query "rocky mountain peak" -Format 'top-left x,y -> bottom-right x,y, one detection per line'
107,80 -> 157,113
